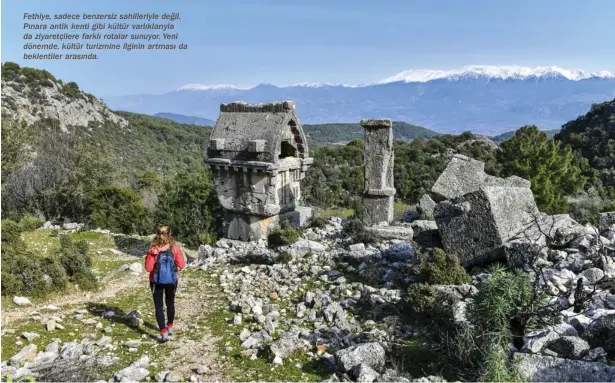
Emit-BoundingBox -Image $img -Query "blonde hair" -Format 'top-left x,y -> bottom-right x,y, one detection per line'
152,226 -> 175,247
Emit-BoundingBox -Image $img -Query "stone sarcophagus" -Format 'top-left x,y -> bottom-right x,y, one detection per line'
205,101 -> 314,241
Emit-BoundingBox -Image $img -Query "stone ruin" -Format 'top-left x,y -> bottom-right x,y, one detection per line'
361,119 -> 395,226
205,101 -> 314,241
420,153 -> 592,267
359,119 -> 415,241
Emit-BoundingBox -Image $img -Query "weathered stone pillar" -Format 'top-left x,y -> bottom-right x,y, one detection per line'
361,119 -> 395,226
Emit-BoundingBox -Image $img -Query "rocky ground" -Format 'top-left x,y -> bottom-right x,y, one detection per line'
4,209 -> 614,382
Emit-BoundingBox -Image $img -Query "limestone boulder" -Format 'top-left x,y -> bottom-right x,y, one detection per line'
410,220 -> 441,247
513,353 -> 615,382
599,211 -> 615,232
417,194 -> 436,217
431,154 -> 530,201
434,186 -> 539,267
335,342 -> 386,373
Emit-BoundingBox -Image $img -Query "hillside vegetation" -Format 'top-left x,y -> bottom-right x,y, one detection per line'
1,62 -> 614,246
303,121 -> 438,148
555,99 -> 615,198
1,62 -> 218,248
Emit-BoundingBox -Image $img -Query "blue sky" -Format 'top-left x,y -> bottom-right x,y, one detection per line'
2,0 -> 614,97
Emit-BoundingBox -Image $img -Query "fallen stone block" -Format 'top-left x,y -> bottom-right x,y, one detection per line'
410,219 -> 441,247
431,154 -> 530,201
513,352 -> 615,382
434,186 -> 539,267
365,224 -> 413,241
417,194 -> 436,217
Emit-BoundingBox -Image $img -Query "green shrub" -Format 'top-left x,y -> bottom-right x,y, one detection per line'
1,219 -> 24,247
498,125 -> 587,213
454,267 -> 534,381
18,214 -> 44,231
342,219 -> 379,245
468,267 -> 533,341
568,187 -> 613,224
1,251 -> 52,297
50,229 -> 59,237
406,283 -> 458,331
73,269 -> 99,291
267,221 -> 300,248
277,251 -> 293,264
154,170 -> 221,248
89,186 -> 149,234
40,257 -> 68,290
52,235 -> 98,291
62,81 -> 80,98
58,236 -> 93,276
309,216 -> 328,229
420,249 -> 471,285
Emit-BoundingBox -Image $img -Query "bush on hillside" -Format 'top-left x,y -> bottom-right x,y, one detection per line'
89,186 -> 149,234
419,249 -> 471,285
568,187 -> 614,224
18,214 -> 44,231
154,169 -> 221,248
450,267 -> 533,381
56,235 -> 98,291
1,220 -> 68,297
268,221 -> 300,248
406,283 -> 457,331
309,216 -> 328,229
342,219 -> 379,245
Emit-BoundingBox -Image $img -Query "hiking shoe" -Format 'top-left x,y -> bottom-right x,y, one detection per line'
167,326 -> 174,336
157,332 -> 169,343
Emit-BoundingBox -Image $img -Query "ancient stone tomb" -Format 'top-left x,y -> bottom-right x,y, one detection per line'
205,101 -> 314,241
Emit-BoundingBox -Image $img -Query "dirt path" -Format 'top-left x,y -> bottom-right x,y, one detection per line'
1,270 -> 146,328
156,272 -> 226,381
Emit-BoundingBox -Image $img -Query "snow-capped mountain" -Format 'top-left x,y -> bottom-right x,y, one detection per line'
105,65 -> 615,135
377,65 -> 615,83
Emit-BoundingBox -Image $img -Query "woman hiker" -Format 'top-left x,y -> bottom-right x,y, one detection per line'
144,226 -> 187,343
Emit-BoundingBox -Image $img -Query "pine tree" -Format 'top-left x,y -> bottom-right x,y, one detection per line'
498,125 -> 586,213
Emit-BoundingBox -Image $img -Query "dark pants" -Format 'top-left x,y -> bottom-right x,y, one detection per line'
150,282 -> 177,331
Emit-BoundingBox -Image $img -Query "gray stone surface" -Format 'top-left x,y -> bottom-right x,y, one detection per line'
365,224 -> 413,241
9,344 -> 37,366
513,352 -> 615,382
410,220 -> 441,247
547,336 -> 590,359
599,211 -> 615,232
431,154 -> 531,201
587,314 -> 615,354
205,101 -> 314,241
434,186 -> 540,267
361,119 -> 395,226
352,363 -> 380,382
335,342 -> 385,373
279,206 -> 313,228
417,194 -> 436,217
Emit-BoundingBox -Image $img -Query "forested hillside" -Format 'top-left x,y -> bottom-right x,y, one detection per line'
1,62 -> 218,247
303,121 -> 438,147
555,99 -> 615,198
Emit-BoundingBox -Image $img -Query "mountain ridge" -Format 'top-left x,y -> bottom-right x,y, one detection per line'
106,72 -> 615,135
